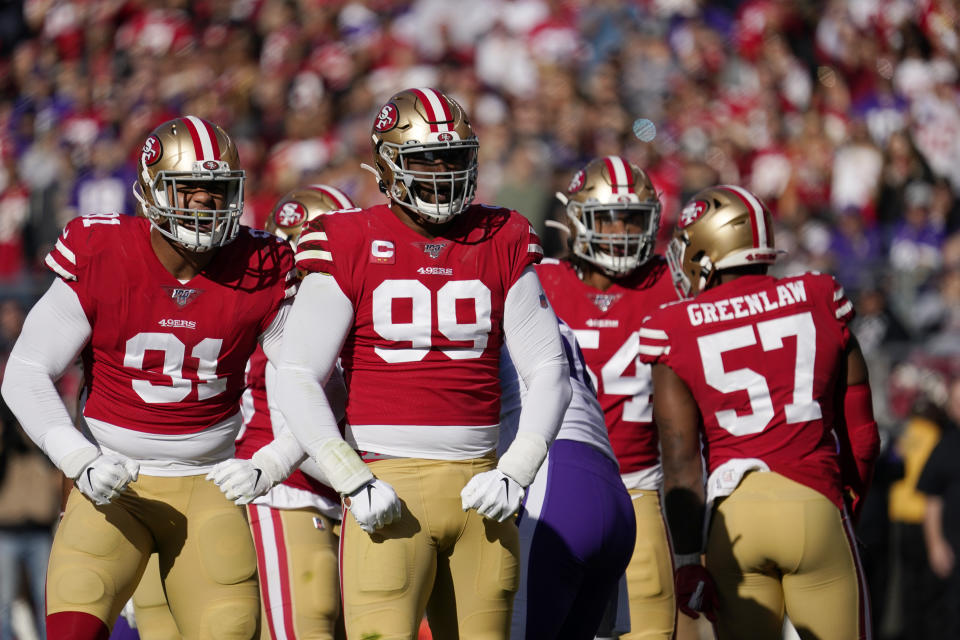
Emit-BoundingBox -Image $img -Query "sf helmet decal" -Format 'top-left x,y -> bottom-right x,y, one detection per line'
679,200 -> 708,228
142,135 -> 162,166
374,103 -> 399,132
568,170 -> 586,194
276,200 -> 307,227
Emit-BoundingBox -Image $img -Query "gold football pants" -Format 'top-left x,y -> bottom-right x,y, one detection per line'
706,471 -> 870,640
247,505 -> 342,639
620,488 -> 676,640
48,475 -> 260,639
341,456 -> 520,640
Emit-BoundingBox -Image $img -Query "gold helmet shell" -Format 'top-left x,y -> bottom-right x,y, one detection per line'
369,87 -> 478,224
560,156 -> 661,275
133,116 -> 244,251
666,184 -> 783,297
266,184 -> 356,245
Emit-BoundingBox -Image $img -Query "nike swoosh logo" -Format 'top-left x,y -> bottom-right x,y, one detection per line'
253,469 -> 263,487
86,467 -> 94,486
502,477 -> 510,501
366,485 -> 373,509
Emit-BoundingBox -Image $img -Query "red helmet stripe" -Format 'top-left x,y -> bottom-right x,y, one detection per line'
311,184 -> 355,210
410,88 -> 453,133
718,185 -> 767,249
182,116 -> 219,161
604,156 -> 633,195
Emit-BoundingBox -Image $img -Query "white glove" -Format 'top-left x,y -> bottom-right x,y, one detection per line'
206,440 -> 296,505
206,459 -> 272,504
344,479 -> 402,533
75,454 -> 139,506
120,598 -> 137,629
460,469 -> 524,522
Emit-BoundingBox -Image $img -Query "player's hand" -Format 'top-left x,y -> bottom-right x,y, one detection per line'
460,469 -> 524,522
344,479 -> 402,533
75,454 -> 139,506
206,459 -> 274,505
675,564 -> 719,622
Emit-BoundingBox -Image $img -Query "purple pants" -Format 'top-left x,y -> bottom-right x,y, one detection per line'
108,617 -> 139,640
511,439 -> 636,640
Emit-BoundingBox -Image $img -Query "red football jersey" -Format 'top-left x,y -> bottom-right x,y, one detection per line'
236,345 -> 336,498
637,273 -> 855,508
536,257 -> 678,474
45,213 -> 295,435
296,203 -> 542,429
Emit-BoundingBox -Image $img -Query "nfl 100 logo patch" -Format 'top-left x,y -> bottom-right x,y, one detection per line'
164,286 -> 202,308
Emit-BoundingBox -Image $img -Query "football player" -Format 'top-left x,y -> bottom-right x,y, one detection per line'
1,116 -> 308,638
497,321 -> 636,639
233,184 -> 355,639
637,185 -> 880,639
274,87 -> 572,637
538,156 -> 680,638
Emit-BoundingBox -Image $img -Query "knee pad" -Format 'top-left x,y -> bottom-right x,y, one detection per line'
200,599 -> 259,640
198,512 -> 257,585
628,542 -> 663,598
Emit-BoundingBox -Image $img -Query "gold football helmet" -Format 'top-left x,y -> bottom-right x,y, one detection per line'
266,184 -> 356,245
557,156 -> 661,276
366,87 -> 478,224
666,184 -> 783,297
133,116 -> 244,251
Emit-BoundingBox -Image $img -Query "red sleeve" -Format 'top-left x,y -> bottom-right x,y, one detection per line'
293,213 -> 362,303
637,307 -> 673,367
44,216 -> 94,285
257,238 -> 298,336
505,212 -> 544,287
43,214 -> 123,319
827,274 -> 855,325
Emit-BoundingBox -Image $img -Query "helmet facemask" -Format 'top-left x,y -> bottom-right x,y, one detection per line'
666,231 -> 714,298
379,141 -> 478,224
135,160 -> 245,252
566,199 -> 660,276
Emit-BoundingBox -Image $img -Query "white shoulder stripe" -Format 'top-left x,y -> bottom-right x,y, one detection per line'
55,238 -> 76,264
296,249 -> 332,263
833,287 -> 846,301
638,327 -> 669,341
638,344 -> 669,356
528,243 -> 543,255
45,253 -> 77,281
298,231 -> 327,244
835,301 -> 853,318
284,285 -> 298,299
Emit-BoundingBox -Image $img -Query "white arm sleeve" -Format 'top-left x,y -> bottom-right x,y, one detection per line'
0,279 -> 99,477
274,272 -> 373,494
499,267 -> 572,486
259,298 -> 290,364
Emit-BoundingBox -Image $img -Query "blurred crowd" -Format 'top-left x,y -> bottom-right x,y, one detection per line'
1,0 -> 960,638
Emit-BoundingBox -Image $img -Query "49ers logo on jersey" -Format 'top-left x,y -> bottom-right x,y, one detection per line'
374,103 -> 399,132
142,135 -> 162,166
679,200 -> 708,228
275,201 -> 306,228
